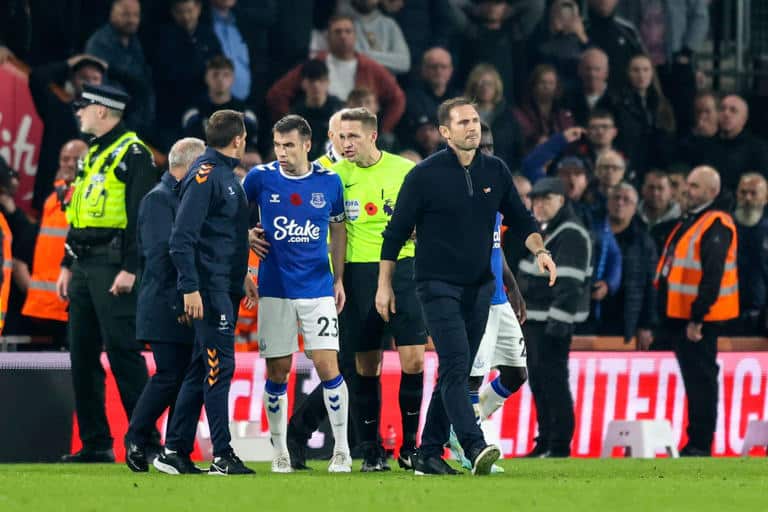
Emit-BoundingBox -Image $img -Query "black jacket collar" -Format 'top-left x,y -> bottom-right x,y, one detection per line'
443,146 -> 483,170
90,121 -> 128,148
160,170 -> 177,189
203,147 -> 240,169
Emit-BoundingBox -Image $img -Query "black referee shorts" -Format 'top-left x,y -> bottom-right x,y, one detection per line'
340,257 -> 427,353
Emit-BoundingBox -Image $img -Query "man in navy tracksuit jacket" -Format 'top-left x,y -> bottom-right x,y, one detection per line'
377,98 -> 557,475
156,110 -> 253,475
125,138 -> 205,473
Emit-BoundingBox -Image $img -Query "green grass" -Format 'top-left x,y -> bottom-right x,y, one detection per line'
0,458 -> 765,512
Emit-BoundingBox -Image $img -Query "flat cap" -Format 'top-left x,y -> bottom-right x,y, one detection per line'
529,177 -> 565,198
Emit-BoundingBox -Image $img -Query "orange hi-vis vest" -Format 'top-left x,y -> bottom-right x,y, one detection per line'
654,210 -> 739,322
22,183 -> 70,322
0,212 -> 13,333
235,251 -> 259,349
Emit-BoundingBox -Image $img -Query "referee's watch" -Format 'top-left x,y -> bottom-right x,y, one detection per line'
535,249 -> 551,257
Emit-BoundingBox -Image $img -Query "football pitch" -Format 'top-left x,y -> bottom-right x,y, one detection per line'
0,458 -> 764,512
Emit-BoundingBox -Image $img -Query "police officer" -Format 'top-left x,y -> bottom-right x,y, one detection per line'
57,84 -> 158,463
155,110 -> 253,475
124,137 -> 205,472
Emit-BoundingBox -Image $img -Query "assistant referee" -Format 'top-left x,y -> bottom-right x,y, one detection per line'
377,97 -> 556,475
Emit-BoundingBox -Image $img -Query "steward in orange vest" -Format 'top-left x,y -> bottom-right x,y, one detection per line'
22,180 -> 70,322
0,213 -> 12,333
653,166 -> 738,456
235,251 -> 259,349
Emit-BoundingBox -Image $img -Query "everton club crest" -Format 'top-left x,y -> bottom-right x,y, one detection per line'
310,192 -> 326,208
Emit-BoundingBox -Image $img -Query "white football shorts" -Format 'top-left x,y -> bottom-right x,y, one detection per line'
257,296 -> 339,358
470,301 -> 526,377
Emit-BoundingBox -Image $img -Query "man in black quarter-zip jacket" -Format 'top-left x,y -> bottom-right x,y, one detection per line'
376,97 -> 557,476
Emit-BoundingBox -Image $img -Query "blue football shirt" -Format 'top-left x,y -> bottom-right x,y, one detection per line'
242,161 -> 345,299
491,213 -> 507,305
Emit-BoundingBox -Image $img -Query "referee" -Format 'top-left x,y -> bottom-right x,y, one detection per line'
377,97 -> 556,475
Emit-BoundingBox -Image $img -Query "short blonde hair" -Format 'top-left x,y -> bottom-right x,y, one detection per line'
465,64 -> 504,105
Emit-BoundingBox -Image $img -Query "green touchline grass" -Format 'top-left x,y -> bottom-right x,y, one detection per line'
0,459 -> 764,512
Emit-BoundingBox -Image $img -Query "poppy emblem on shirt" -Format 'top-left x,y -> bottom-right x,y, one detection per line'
290,193 -> 302,206
365,202 -> 378,215
195,163 -> 213,184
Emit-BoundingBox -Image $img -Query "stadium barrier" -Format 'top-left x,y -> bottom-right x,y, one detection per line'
1,349 -> 766,462
48,349 -> 767,461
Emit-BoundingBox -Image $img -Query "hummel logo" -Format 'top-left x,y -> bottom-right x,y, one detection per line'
268,405 -> 280,413
218,314 -> 228,332
330,404 -> 341,411
328,395 -> 340,403
228,186 -> 236,195
267,395 -> 279,404
270,193 -> 280,203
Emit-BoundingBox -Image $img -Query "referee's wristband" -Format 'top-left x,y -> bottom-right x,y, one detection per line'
535,249 -> 551,257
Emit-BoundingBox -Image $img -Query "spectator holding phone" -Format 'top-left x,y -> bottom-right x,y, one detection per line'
528,0 -> 590,91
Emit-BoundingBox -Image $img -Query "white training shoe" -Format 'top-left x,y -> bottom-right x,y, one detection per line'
328,451 -> 352,473
271,454 -> 293,473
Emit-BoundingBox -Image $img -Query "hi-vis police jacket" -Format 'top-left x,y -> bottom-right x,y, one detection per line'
63,122 -> 157,273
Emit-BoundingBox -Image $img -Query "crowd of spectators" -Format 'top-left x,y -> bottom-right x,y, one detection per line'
1,0 -> 768,347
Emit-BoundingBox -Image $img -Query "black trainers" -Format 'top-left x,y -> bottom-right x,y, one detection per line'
397,445 -> 417,470
126,443 -> 148,472
412,451 -> 460,476
524,442 -> 549,458
144,442 -> 162,464
679,445 -> 711,457
153,450 -> 203,475
209,451 -> 255,475
467,444 -> 501,475
287,429 -> 312,471
361,443 -> 386,472
61,448 -> 115,463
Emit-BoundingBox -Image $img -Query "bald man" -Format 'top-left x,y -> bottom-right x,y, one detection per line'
654,166 -> 739,456
565,48 -> 617,125
316,110 -> 347,168
56,140 -> 88,183
686,94 -> 768,196
402,47 -> 459,138
732,173 -> 768,335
